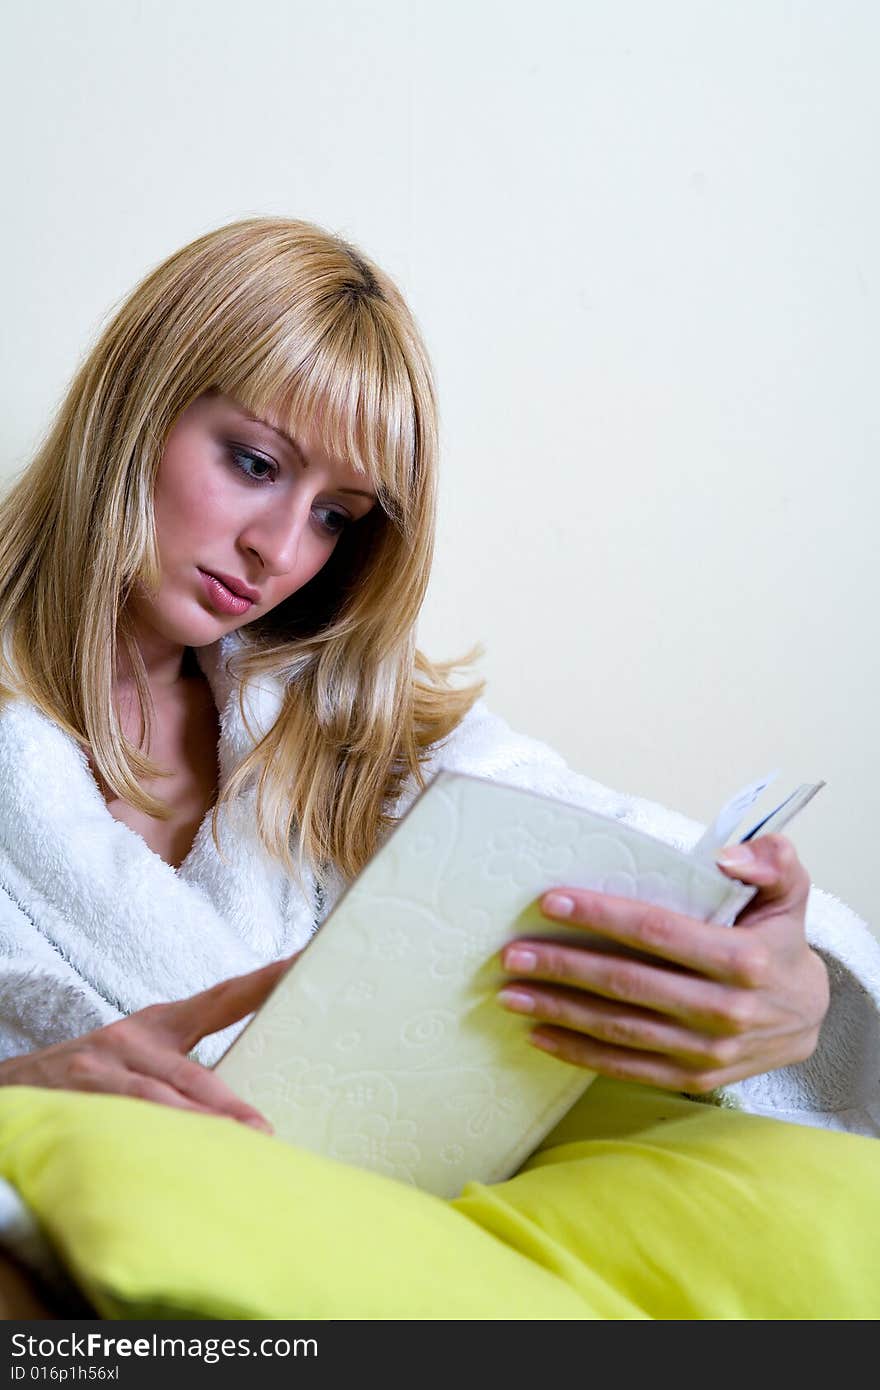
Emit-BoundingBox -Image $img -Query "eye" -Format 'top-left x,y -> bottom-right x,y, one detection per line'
227,446 -> 277,483
313,505 -> 351,537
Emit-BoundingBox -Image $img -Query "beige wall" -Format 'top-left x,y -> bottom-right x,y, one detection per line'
2,1 -> 877,933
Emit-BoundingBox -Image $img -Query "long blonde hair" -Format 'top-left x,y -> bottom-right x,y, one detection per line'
0,217 -> 484,884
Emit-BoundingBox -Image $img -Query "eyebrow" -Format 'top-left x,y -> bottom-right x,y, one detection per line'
236,408 -> 377,500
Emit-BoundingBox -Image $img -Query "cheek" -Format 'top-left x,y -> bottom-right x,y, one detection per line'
154,470 -> 232,553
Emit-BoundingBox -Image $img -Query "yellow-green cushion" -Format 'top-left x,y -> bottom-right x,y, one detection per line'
0,1079 -> 877,1320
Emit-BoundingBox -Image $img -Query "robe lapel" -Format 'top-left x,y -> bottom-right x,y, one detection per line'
0,635 -> 319,1031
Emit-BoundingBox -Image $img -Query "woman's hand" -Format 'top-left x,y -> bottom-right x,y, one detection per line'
0,957 -> 295,1130
498,834 -> 830,1094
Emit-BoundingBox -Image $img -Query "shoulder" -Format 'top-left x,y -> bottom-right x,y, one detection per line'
408,698 -> 706,851
421,698 -> 568,780
0,693 -> 86,790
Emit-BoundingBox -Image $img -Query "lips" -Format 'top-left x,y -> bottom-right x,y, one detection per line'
197,569 -> 259,617
204,570 -> 261,603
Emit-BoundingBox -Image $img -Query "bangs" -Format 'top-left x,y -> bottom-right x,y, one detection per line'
215,294 -> 426,538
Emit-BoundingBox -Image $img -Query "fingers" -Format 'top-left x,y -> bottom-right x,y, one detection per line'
533,894 -> 761,985
499,983 -> 748,1068
150,1052 -> 275,1132
74,1028 -> 275,1131
493,835 -> 818,1093
534,834 -> 809,983
70,1051 -> 273,1131
499,944 -> 761,1031
5,958 -> 299,1132
495,833 -> 823,1091
526,1027 -> 779,1096
152,956 -> 293,1052
106,955 -> 298,1131
96,1072 -> 219,1117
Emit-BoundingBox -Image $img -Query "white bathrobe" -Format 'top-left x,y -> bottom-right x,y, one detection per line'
1,632 -> 879,1142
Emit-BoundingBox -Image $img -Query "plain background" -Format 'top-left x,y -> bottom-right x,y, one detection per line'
1,1 -> 877,934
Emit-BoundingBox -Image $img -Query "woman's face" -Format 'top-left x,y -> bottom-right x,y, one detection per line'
131,392 -> 378,653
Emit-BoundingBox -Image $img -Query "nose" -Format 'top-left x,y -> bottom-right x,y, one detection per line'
237,494 -> 311,579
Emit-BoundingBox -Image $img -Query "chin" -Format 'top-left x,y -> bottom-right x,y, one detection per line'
140,594 -> 241,650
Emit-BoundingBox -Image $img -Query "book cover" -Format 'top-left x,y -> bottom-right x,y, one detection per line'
214,769 -> 821,1198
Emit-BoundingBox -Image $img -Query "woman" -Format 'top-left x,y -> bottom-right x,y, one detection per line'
0,218 -> 878,1318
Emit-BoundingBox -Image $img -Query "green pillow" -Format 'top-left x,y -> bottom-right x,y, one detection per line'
0,1079 -> 878,1320
0,1086 -> 592,1319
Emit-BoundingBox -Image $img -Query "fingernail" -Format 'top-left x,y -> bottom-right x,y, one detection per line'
498,987 -> 536,1014
542,893 -> 575,918
244,1116 -> 273,1134
531,1032 -> 559,1054
715,845 -> 756,869
505,947 -> 538,972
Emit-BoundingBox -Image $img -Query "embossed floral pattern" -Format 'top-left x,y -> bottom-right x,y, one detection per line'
370,923 -> 415,962
600,868 -> 680,909
429,927 -> 494,980
446,1074 -> 516,1137
484,825 -> 575,887
440,1144 -> 465,1165
342,979 -> 376,1005
331,1115 -> 421,1184
343,1080 -> 383,1108
247,1059 -> 336,1111
400,1009 -> 455,1047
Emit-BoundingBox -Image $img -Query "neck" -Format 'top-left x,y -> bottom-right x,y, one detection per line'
115,632 -> 193,700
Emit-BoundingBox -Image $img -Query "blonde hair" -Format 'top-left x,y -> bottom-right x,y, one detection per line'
0,217 -> 484,884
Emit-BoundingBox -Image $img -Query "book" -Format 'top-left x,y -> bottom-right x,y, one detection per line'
214,768 -> 824,1198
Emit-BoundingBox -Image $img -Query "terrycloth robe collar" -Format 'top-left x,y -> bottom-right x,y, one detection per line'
0,634 -> 315,1061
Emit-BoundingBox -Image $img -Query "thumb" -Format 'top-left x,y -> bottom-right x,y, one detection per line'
157,956 -> 295,1051
715,833 -> 811,909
